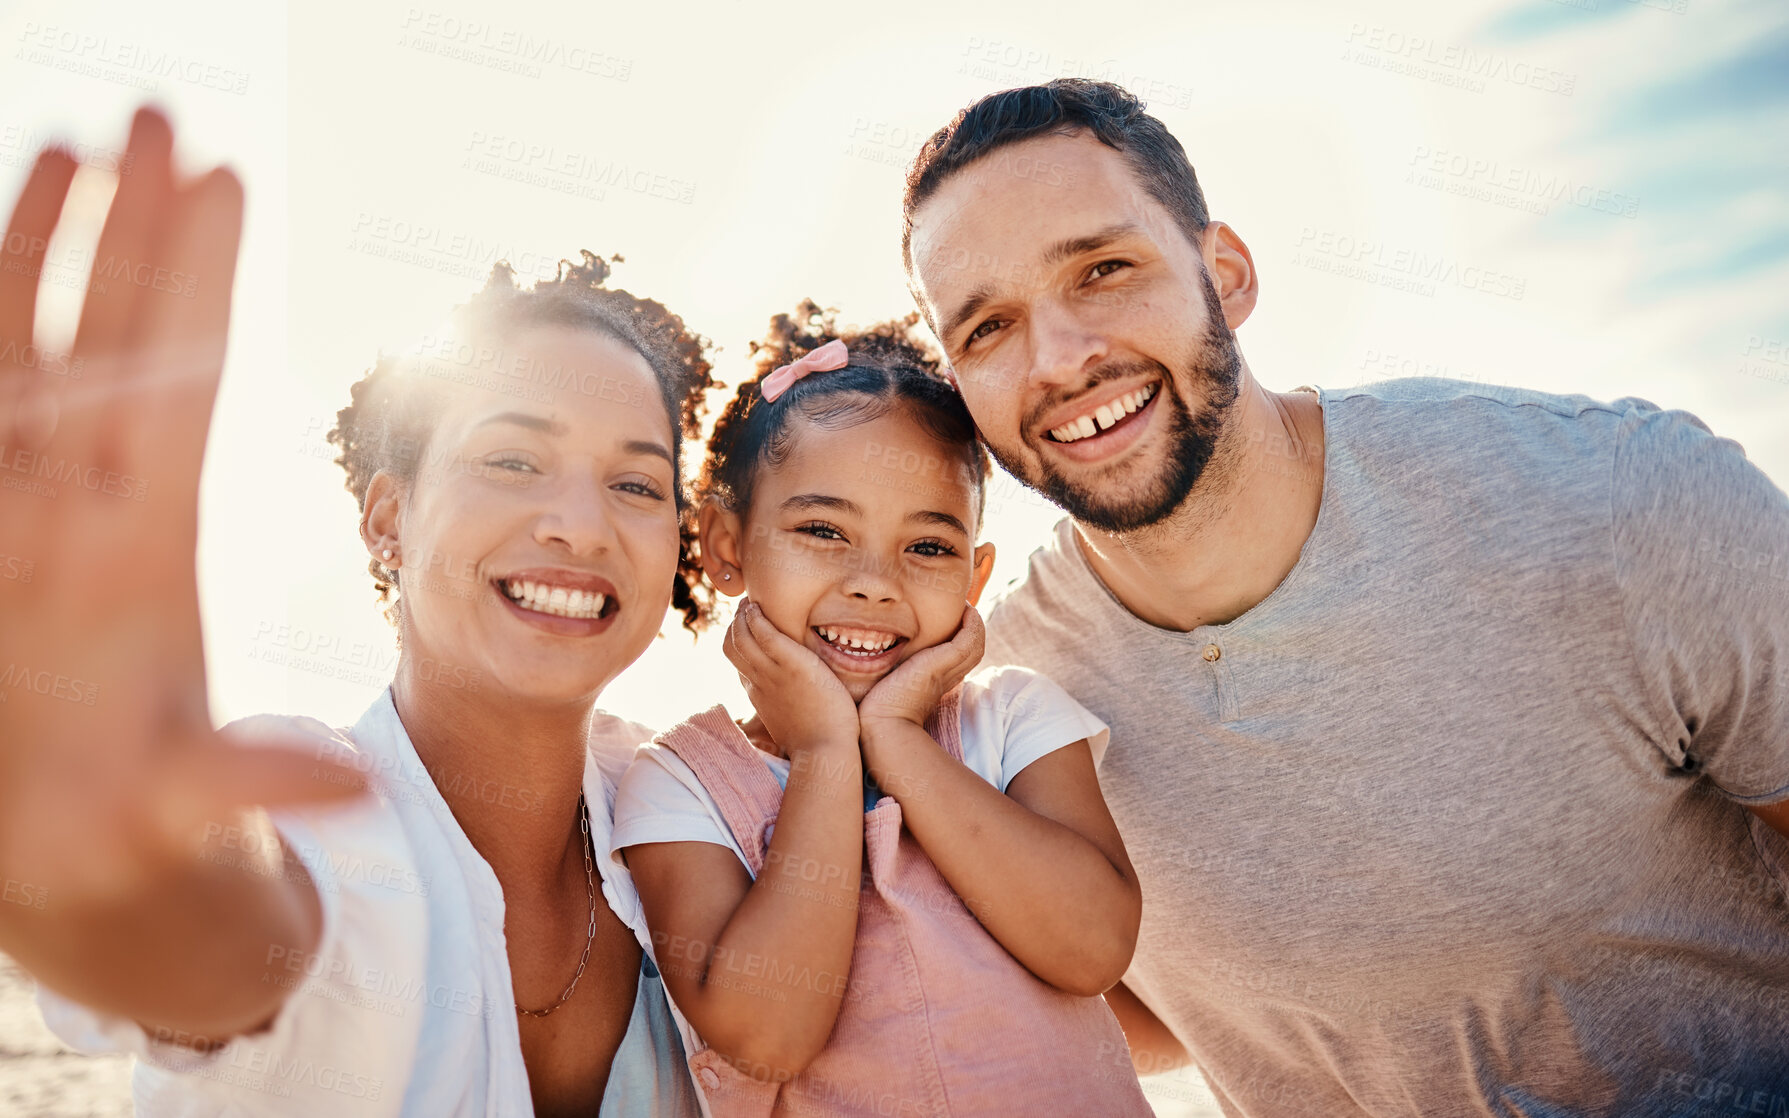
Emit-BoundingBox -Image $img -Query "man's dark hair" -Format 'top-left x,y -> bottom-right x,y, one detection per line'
902,79 -> 1210,277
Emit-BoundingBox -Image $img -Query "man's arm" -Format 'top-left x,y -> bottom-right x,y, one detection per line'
1609,404 -> 1789,816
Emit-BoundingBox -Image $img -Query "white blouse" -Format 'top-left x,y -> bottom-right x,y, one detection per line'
36,690 -> 702,1117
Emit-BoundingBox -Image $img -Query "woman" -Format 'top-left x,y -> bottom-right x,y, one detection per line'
0,108 -> 708,1116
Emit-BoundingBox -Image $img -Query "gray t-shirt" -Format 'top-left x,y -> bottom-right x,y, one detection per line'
982,378 -> 1789,1116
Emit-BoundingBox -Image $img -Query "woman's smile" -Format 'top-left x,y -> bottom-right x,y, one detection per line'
494,568 -> 622,637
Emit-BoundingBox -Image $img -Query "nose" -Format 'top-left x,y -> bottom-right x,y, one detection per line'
532,472 -> 620,556
839,550 -> 900,604
1027,296 -> 1108,392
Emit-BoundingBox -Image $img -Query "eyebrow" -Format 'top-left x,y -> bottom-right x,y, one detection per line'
910,509 -> 970,536
781,493 -> 862,516
783,494 -> 969,538
938,221 -> 1144,344
475,412 -> 566,435
621,439 -> 677,469
1041,221 -> 1143,267
473,415 -> 675,469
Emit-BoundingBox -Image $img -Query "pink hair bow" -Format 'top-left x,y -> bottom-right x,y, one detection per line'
761,338 -> 849,402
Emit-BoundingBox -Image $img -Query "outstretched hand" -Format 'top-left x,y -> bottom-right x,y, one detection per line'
0,109 -> 365,913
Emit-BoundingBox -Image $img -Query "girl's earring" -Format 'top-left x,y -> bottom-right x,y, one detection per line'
721,571 -> 731,581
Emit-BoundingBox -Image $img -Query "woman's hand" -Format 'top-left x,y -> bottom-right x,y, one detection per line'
0,109 -> 364,918
857,603 -> 984,733
721,599 -> 859,755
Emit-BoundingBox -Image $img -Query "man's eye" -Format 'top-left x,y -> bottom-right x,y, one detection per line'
967,319 -> 1003,346
1088,260 -> 1128,280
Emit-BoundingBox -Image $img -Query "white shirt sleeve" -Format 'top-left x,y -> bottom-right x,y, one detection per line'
34,714 -> 429,1117
611,746 -> 743,859
958,664 -> 1112,792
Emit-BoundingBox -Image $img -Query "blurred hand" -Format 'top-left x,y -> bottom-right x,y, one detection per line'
721,600 -> 858,756
0,108 -> 365,913
857,603 -> 984,732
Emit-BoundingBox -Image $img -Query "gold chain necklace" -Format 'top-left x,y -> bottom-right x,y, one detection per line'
516,792 -> 596,1019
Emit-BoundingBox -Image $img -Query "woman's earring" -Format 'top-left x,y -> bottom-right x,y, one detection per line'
382,548 -> 396,564
721,571 -> 731,581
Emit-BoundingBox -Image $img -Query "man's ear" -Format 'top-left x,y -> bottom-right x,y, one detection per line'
360,471 -> 405,566
967,542 -> 996,607
697,499 -> 748,598
1202,221 -> 1258,331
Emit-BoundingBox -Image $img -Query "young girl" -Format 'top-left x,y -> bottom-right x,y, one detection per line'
613,304 -> 1154,1116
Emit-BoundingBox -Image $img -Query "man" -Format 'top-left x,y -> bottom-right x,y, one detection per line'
901,79 -> 1789,1115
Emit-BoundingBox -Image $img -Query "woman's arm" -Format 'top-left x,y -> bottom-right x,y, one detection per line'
623,603 -> 865,1082
856,607 -> 1142,997
0,110 -> 363,1042
3,810 -> 328,1042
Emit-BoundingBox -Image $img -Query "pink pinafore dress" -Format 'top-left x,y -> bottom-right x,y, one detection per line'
657,689 -> 1154,1117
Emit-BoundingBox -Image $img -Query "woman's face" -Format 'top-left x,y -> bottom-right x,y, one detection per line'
374,324 -> 682,705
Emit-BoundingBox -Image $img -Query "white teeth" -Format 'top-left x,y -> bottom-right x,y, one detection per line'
1050,383 -> 1157,443
502,579 -> 607,619
815,627 -> 897,654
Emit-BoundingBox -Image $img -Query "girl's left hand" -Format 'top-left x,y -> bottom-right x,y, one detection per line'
857,603 -> 985,730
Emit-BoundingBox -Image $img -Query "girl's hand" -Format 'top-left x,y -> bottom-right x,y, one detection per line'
722,600 -> 858,755
0,110 -> 365,913
858,603 -> 985,732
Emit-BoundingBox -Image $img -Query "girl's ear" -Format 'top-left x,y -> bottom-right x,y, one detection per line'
697,498 -> 748,598
361,471 -> 405,566
967,542 -> 996,607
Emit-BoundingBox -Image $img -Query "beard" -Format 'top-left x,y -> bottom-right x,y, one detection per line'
986,279 -> 1243,534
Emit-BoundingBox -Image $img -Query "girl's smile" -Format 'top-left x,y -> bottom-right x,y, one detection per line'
808,622 -> 910,676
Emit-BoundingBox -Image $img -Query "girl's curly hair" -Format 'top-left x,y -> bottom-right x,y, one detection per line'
327,251 -> 716,633
690,300 -> 989,628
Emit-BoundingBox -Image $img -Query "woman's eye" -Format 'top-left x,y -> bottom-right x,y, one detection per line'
909,540 -> 958,558
486,456 -> 538,474
795,522 -> 845,541
615,480 -> 666,500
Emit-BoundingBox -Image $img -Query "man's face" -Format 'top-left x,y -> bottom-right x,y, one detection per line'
908,131 -> 1244,533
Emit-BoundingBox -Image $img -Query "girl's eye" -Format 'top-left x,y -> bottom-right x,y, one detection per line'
1088,260 -> 1129,281
909,539 -> 958,558
615,479 -> 667,500
795,522 -> 846,542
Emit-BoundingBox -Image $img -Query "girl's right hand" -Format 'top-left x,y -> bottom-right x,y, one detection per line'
0,110 -> 366,916
721,600 -> 858,756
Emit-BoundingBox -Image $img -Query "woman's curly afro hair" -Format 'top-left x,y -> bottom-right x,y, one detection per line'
327,251 -> 717,633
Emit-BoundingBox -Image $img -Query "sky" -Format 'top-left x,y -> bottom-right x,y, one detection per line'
3,0 -> 1786,733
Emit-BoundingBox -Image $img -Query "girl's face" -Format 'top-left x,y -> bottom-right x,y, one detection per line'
702,403 -> 995,702
363,325 -> 683,705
